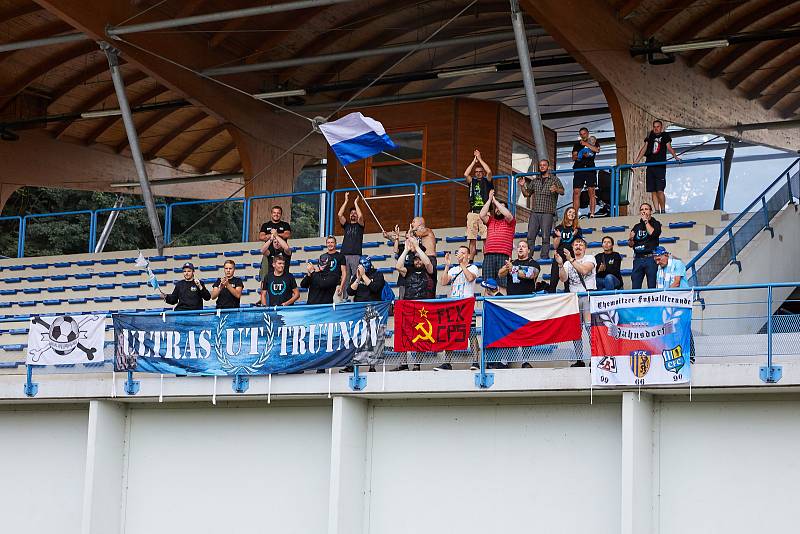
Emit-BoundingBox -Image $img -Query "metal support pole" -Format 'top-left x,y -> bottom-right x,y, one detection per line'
125,370 -> 140,395
24,365 -> 38,397
761,197 -> 774,237
94,195 -> 125,253
760,285 -> 782,383
509,0 -> 550,164
101,42 -> 164,254
349,365 -> 366,391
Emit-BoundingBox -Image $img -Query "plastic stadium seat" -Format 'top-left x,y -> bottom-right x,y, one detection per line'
250,249 -> 262,255
199,252 -> 219,259
587,241 -> 602,248
19,301 -> 35,307
54,261 -> 71,268
74,272 -> 92,279
369,254 -> 389,261
152,268 -> 167,275
94,296 -> 113,303
9,328 -> 26,335
121,282 -> 142,289
616,239 -> 628,247
602,225 -> 627,233
0,302 -> 10,308
99,272 -> 116,278
146,294 -> 163,301
539,258 -> 554,265
290,246 -> 301,252
72,285 -> 89,291
46,287 -> 65,293
122,257 -> 138,264
0,344 -> 24,351
377,267 -> 394,273
304,245 -> 324,252
224,250 -> 244,257
43,299 -> 61,306
582,228 -> 594,234
149,255 -> 168,262
659,237 -> 679,244
23,288 -> 41,294
3,277 -> 21,283
290,259 -> 301,266
669,221 -> 695,229
122,270 -> 142,276
97,283 -> 116,290
362,241 -> 381,248
31,263 -> 48,269
445,236 -> 467,243
52,274 -> 68,281
0,289 -> 16,296
292,273 -> 305,279
76,260 -> 95,266
621,268 -> 633,276
9,265 -> 25,271
28,276 -> 44,282
68,298 -> 87,304
100,258 -> 119,265
199,265 -> 217,272
120,295 -> 140,302
174,254 -> 193,260
201,277 -> 216,284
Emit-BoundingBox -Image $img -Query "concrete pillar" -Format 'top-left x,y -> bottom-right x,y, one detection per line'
327,396 -> 369,534
620,392 -> 654,534
80,400 -> 128,534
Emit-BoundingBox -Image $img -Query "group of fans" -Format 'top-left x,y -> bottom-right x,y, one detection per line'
161,123 -> 688,314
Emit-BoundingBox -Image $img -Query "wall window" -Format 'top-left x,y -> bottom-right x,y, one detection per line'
512,138 -> 536,208
370,130 -> 424,196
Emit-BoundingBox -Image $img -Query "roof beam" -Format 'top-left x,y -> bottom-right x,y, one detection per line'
639,0 -> 696,38
114,107 -> 177,154
728,38 -> 800,91
172,123 -> 228,167
143,110 -> 209,160
198,141 -> 237,174
82,85 -> 170,145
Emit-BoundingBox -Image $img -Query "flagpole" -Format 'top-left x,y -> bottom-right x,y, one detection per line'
341,166 -> 387,234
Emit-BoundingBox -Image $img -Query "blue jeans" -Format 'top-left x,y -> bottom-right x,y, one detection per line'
596,273 -> 622,291
631,257 -> 657,289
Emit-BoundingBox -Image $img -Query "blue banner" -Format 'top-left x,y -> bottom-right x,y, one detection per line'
113,302 -> 390,375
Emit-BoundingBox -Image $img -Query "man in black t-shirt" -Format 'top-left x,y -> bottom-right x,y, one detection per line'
464,149 -> 494,260
498,241 -> 540,295
595,236 -> 623,291
211,260 -> 244,309
323,235 -> 348,300
395,237 -> 435,300
161,262 -> 211,311
337,192 -> 365,285
258,205 -> 292,282
300,254 -> 340,305
571,127 -> 601,216
628,203 -> 662,289
261,255 -> 299,306
635,120 -> 681,214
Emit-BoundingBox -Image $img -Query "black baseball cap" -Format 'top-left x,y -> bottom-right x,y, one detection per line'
182,262 -> 195,270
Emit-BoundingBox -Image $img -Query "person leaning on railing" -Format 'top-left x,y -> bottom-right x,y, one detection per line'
517,159 -> 565,261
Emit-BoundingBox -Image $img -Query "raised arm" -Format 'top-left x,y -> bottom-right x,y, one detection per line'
493,195 -> 513,222
475,150 -> 492,177
478,191 -> 492,224
395,244 -> 411,277
337,191 -> 350,226
635,140 -> 648,163
353,195 -> 365,225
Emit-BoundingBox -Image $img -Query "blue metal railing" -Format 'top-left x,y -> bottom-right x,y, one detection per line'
0,156 -> 767,259
0,216 -> 22,258
91,203 -> 168,251
686,157 -> 800,286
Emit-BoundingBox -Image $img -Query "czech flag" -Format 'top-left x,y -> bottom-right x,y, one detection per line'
483,294 -> 581,348
318,112 -> 397,166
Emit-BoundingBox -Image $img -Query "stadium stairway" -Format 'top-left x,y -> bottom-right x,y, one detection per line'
0,211 -> 722,370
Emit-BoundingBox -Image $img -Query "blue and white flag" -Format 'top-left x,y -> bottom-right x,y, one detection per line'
319,112 -> 397,165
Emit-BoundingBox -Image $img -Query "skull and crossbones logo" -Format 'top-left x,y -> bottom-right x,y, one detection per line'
29,315 -> 99,362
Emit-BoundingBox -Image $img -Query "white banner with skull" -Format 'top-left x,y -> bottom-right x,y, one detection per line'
26,314 -> 106,365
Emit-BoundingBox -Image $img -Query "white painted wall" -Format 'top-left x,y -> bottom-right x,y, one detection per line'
0,407 -> 88,534
657,397 -> 800,534
122,403 -> 332,534
365,399 -> 622,534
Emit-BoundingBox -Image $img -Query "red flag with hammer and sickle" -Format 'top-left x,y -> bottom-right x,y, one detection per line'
394,297 -> 475,352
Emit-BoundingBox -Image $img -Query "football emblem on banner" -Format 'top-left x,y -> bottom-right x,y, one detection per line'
27,314 -> 106,365
629,350 -> 651,378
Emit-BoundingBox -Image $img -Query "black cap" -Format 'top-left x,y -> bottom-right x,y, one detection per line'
182,262 -> 195,270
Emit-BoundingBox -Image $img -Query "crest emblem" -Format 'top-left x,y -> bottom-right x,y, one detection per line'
663,345 -> 686,373
597,356 -> 617,373
630,350 -> 651,378
214,313 -> 274,374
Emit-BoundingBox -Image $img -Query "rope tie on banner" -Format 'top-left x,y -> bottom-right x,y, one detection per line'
212,375 -> 217,405
161,311 -> 166,323
111,369 -> 116,398
327,368 -> 332,399
382,360 -> 386,392
159,374 -> 164,403
268,373 -> 272,404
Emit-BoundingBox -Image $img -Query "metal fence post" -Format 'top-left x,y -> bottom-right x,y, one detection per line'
18,216 -> 27,258
727,228 -> 741,271
718,160 -> 725,211
242,198 -> 251,242
760,285 -> 782,383
164,204 -> 172,245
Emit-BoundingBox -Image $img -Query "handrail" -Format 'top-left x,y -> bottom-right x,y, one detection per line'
20,210 -> 95,258
244,190 -> 329,241
164,197 -> 245,244
685,157 -> 800,282
511,164 -> 618,215
419,175 -> 513,215
327,182 -> 419,236
0,215 -> 23,258
91,203 -> 168,251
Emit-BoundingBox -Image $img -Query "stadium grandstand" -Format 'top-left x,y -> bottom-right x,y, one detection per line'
0,1 -> 799,533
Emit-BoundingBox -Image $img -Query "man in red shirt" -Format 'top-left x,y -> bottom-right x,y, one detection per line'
479,189 -> 516,294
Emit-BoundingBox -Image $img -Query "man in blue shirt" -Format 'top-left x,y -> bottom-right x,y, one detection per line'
653,246 -> 690,288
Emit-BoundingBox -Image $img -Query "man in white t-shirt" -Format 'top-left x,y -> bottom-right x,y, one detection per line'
441,245 -> 479,299
556,237 -> 597,292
